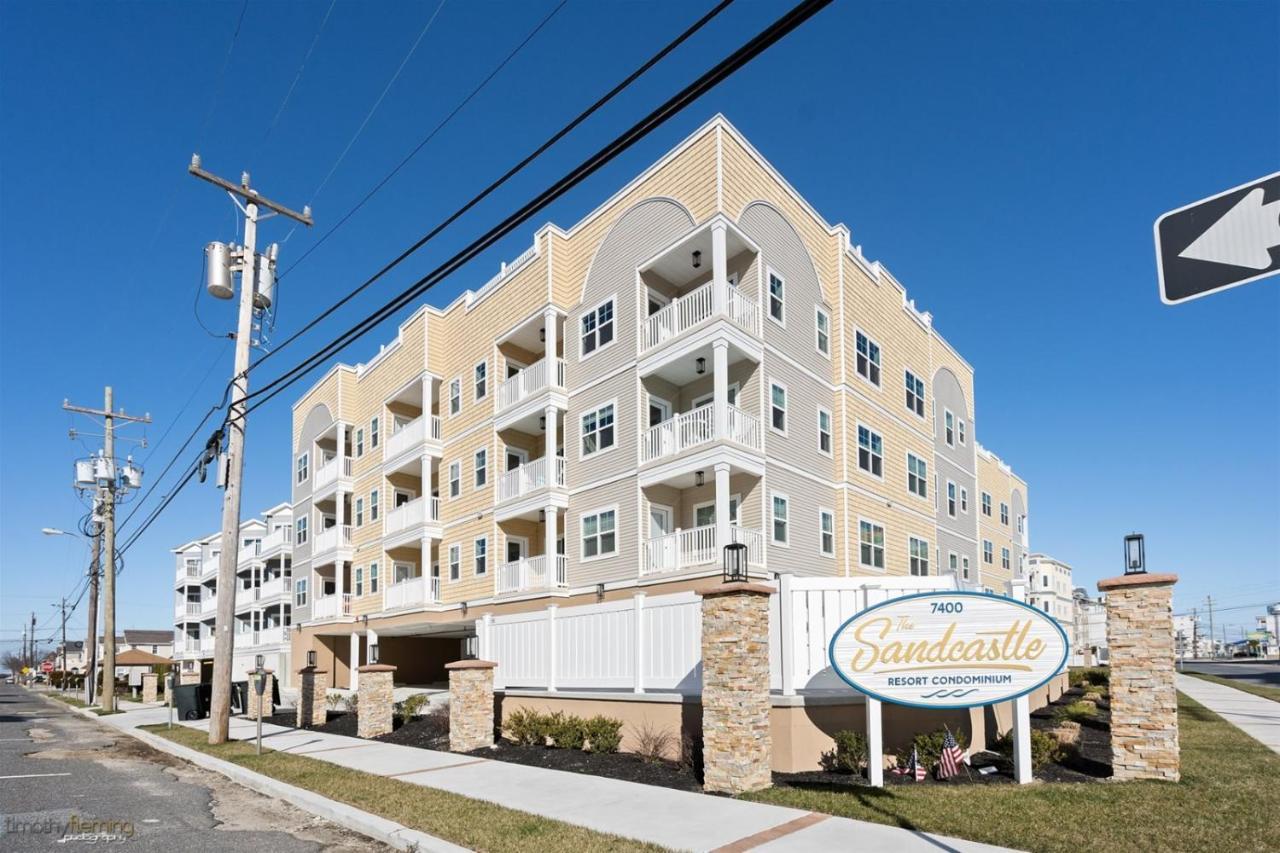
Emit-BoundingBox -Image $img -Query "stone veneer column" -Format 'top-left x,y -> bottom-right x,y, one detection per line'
1098,572 -> 1180,782
446,660 -> 497,752
248,671 -> 275,721
141,673 -> 158,704
296,667 -> 329,728
699,581 -> 774,794
179,666 -> 202,685
356,664 -> 396,738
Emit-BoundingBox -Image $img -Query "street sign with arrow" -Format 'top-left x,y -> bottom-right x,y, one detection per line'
1155,171 -> 1280,304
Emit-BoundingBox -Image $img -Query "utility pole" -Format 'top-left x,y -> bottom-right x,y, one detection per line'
1205,596 -> 1216,659
65,389 -> 149,711
54,598 -> 67,691
84,501 -> 102,705
188,156 -> 311,744
1191,607 -> 1198,660
29,612 -> 36,674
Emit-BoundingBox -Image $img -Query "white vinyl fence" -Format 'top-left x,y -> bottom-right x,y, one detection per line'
480,573 -> 962,695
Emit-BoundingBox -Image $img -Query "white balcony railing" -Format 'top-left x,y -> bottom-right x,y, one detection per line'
311,593 -> 352,621
259,526 -> 293,554
497,456 -> 566,503
641,281 -> 760,351
176,562 -> 201,581
640,403 -> 761,463
256,625 -> 285,646
383,496 -> 439,538
182,601 -> 201,617
642,524 -> 764,576
313,455 -> 352,490
383,575 -> 440,611
201,556 -> 221,576
312,524 -> 352,555
496,356 -> 565,413
383,414 -> 440,461
496,555 -> 568,595
237,543 -> 260,564
200,595 -> 218,614
257,576 -> 285,600
199,639 -> 216,655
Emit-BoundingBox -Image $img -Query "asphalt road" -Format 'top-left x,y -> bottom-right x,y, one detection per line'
0,683 -> 385,852
1180,659 -> 1280,688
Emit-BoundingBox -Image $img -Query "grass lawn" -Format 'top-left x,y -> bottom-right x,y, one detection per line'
144,725 -> 663,853
1184,670 -> 1280,703
44,692 -> 88,708
745,693 -> 1280,852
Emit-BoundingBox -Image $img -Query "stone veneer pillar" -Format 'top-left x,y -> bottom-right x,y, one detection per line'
357,664 -> 396,738
297,667 -> 329,728
446,660 -> 497,752
141,673 -> 158,704
179,667 -> 202,686
1098,572 -> 1180,781
247,671 -> 275,721
699,581 -> 775,794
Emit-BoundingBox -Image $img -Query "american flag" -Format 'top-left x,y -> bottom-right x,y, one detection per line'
937,728 -> 967,779
908,746 -> 926,781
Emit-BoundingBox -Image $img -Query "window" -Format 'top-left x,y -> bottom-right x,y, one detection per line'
474,361 -> 487,400
474,448 -> 487,487
947,481 -> 957,517
909,537 -> 930,576
962,555 -> 971,581
694,496 -> 740,528
296,453 -> 309,484
355,428 -> 364,458
960,488 -> 968,513
449,461 -> 461,498
370,489 -> 379,521
581,509 -> 617,559
354,497 -> 364,527
958,418 -> 967,445
983,540 -> 994,564
768,270 -> 785,324
355,566 -> 364,597
819,510 -> 834,556
772,494 -> 789,545
949,552 -> 959,575
294,578 -> 308,608
770,382 -> 787,433
449,378 -> 461,415
370,417 -> 380,449
1000,502 -> 1009,525
817,408 -> 832,455
905,370 -> 925,417
982,492 -> 992,516
580,298 -> 614,356
944,409 -> 955,446
1002,548 -> 1011,571
370,562 -> 379,593
815,307 -> 830,355
295,517 -> 308,545
448,544 -> 461,580
859,520 -> 885,569
1017,514 -> 1025,535
907,453 -> 928,498
474,537 -> 488,576
581,404 -> 615,456
857,425 -> 883,477
855,330 -> 881,386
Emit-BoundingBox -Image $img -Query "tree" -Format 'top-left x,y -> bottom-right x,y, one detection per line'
2,652 -> 25,675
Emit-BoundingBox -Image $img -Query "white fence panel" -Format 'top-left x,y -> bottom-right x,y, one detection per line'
490,611 -> 550,689
555,599 -> 636,689
642,592 -> 702,691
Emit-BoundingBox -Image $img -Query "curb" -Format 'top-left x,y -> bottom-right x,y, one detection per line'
37,693 -> 466,853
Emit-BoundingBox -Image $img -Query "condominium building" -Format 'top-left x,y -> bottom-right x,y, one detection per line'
1072,587 -> 1108,665
172,503 -> 294,683
1026,552 -> 1073,624
281,116 -> 1033,688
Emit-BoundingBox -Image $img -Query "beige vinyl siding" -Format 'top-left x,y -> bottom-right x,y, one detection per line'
764,466 -> 837,575
565,477 -> 639,588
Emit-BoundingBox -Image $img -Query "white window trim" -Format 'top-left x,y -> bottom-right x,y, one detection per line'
908,535 -> 930,577
578,293 -> 618,363
474,447 -> 488,490
354,428 -> 365,458
814,305 -> 830,358
856,516 -> 887,572
905,451 -> 929,501
691,494 -> 741,527
904,369 -> 926,420
817,407 -> 833,457
448,543 -> 461,581
766,266 -> 786,328
818,507 -> 835,557
578,504 -> 619,563
691,383 -> 739,411
958,417 -> 967,446
448,461 -> 461,499
770,491 -> 790,547
578,398 -> 618,461
354,497 -> 365,528
370,416 -> 380,449
769,379 -> 788,437
946,479 -> 958,518
449,377 -> 462,416
474,360 -> 488,401
960,487 -> 968,514
855,421 -> 884,480
943,407 -> 956,447
853,325 -> 882,390
474,535 -> 488,576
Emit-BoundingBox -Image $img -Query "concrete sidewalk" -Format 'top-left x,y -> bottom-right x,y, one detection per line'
94,705 -> 1011,852
1178,673 -> 1280,754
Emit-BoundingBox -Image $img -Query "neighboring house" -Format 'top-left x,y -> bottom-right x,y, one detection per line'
1027,553 -> 1074,625
57,640 -> 87,672
1072,587 -> 1109,665
172,503 -> 294,685
975,445 -> 1030,596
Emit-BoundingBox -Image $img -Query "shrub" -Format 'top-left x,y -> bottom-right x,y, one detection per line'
1053,700 -> 1097,724
325,692 -> 343,711
895,727 -> 969,772
504,708 -> 548,746
820,729 -> 868,774
583,716 -> 623,754
546,712 -> 586,749
344,693 -> 359,715
397,693 -> 429,721
633,721 -> 676,762
680,732 -> 702,773
993,729 -> 1067,770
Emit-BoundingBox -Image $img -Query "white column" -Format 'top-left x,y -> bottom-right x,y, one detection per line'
546,604 -> 558,692
544,506 -> 557,587
349,631 -> 360,692
713,338 -> 729,439
544,405 -> 558,472
543,308 -> 559,380
867,697 -> 884,787
778,572 -> 795,696
1012,694 -> 1033,783
711,221 -> 728,316
714,462 -> 731,561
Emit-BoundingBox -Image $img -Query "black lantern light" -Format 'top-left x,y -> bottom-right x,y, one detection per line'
691,250 -> 702,269
723,542 -> 749,583
307,650 -> 317,668
695,357 -> 706,375
369,643 -> 379,665
1124,532 -> 1145,575
694,470 -> 705,487
539,327 -> 546,343
539,415 -> 546,431
255,654 -> 265,671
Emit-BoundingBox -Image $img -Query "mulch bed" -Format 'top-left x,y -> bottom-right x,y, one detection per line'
263,710 -> 406,737
465,740 -> 702,792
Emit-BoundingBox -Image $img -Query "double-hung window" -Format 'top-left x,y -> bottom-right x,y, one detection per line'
905,370 -> 925,417
983,540 -> 994,564
448,544 -> 461,580
449,378 -> 461,416
355,567 -> 364,597
580,299 -> 614,356
768,271 -> 785,324
296,453 -> 309,484
1000,502 -> 1009,525
580,404 -> 615,456
817,408 -> 832,455
958,418 -> 967,445
982,492 -> 992,516
1002,548 -> 1011,571
474,448 -> 487,487
294,578 -> 308,607
295,517 -> 308,545
449,461 -> 461,498
909,537 -> 929,576
944,409 -> 955,446
581,509 -> 616,559
355,428 -> 364,457
474,361 -> 487,400
962,555 -> 971,581
772,494 -> 789,545
370,489 -> 379,521
354,497 -> 364,527
859,520 -> 885,569
369,562 -> 379,593
857,425 -> 883,477
855,330 -> 881,386
819,510 -> 834,556
947,481 -> 957,517
815,307 -> 829,355
960,488 -> 968,513
474,537 -> 487,576
770,382 -> 787,433
907,453 -> 928,498
370,417 -> 379,449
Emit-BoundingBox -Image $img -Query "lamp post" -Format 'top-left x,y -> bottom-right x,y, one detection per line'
1123,533 -> 1145,575
723,542 -> 748,584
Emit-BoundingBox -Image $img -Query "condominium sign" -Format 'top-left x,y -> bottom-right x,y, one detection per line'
829,592 -> 1069,708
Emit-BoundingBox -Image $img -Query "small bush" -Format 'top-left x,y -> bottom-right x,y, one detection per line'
895,727 -> 969,772
1053,700 -> 1097,724
421,704 -> 450,739
325,692 -> 343,711
993,729 -> 1067,770
633,721 -> 676,762
504,708 -> 548,746
344,693 -> 359,715
397,693 -> 430,721
546,712 -> 586,750
820,729 -> 868,774
583,716 -> 623,754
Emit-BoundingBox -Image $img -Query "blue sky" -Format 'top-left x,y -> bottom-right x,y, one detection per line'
1,0 -> 1276,653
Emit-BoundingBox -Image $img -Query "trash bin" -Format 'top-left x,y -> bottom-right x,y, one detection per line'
172,684 -> 205,721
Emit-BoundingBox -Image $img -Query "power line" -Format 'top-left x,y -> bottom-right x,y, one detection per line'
235,0 -> 826,420
141,344 -> 229,467
196,0 -> 250,151
253,0 -> 339,163
118,460 -> 202,557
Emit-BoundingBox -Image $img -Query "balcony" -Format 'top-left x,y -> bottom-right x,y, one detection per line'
383,414 -> 443,466
257,576 -> 286,601
176,562 -> 200,582
312,524 -> 352,560
640,404 -> 761,464
237,542 -> 260,565
199,594 -> 219,615
496,356 -> 565,414
497,457 -> 566,503
383,575 -> 440,611
201,555 -> 221,576
258,526 -> 293,556
255,625 -> 287,646
313,455 -> 353,492
496,555 -> 568,595
311,593 -> 352,621
383,496 -> 441,546
199,639 -> 216,655
175,601 -> 201,619
642,524 -> 764,576
641,282 -> 760,353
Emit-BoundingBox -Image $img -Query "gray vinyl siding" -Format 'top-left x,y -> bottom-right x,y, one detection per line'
565,477 -> 639,587
293,402 -> 334,506
936,528 -> 978,584
567,371 -> 637,485
1010,488 -> 1027,576
932,366 -> 977,562
932,367 -> 972,473
762,465 -> 837,576
762,356 -> 837,479
934,455 -> 975,539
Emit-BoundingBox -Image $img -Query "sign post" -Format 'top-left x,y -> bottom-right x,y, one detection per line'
828,591 -> 1069,786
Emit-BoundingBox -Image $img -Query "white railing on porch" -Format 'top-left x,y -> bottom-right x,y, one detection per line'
383,575 -> 440,610
312,524 -> 352,554
177,562 -> 201,581
313,455 -> 352,490
311,593 -> 352,621
199,639 -> 216,655
497,456 -> 566,502
641,281 -> 761,351
384,496 -> 438,537
259,526 -> 293,553
384,415 -> 424,460
641,403 -> 761,463
199,594 -> 218,614
257,625 -> 285,646
495,555 -> 567,595
177,601 -> 201,617
257,576 -> 285,600
642,524 -> 764,576
201,556 -> 220,576
237,542 -> 260,564
496,356 -> 565,412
